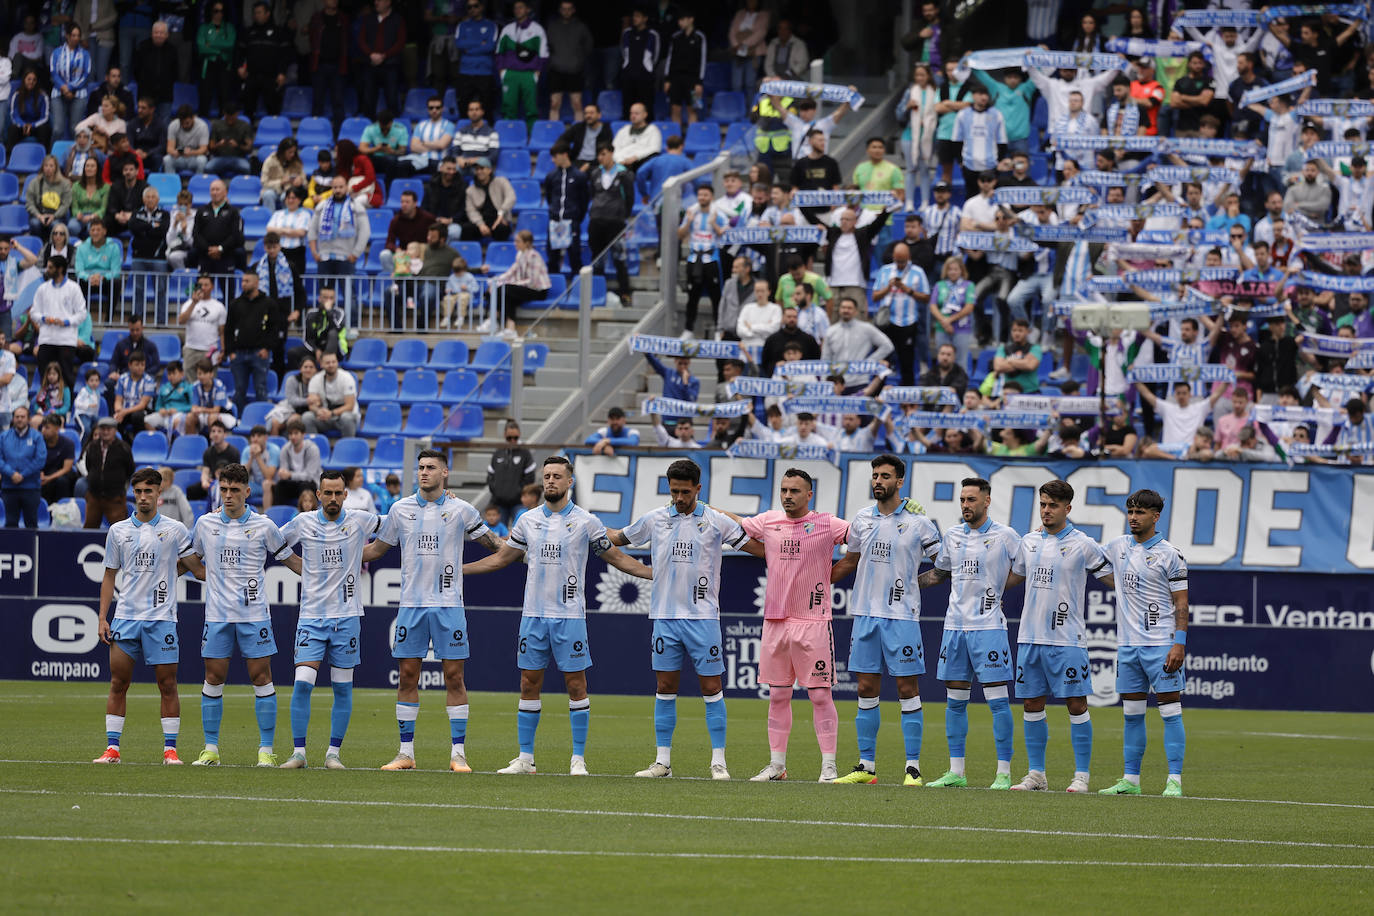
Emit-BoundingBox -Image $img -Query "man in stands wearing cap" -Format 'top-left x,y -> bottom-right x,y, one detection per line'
462,158 -> 515,242
951,81 -> 1007,191
82,416 -> 133,529
1129,57 -> 1164,136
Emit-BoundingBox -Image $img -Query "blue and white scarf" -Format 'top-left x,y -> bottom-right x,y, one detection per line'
1287,441 -> 1374,458
1146,165 -> 1240,185
891,411 -> 986,430
1136,228 -> 1231,246
781,395 -> 881,415
1299,233 -> 1374,252
1253,404 -> 1338,425
723,377 -> 832,398
1306,141 -> 1373,160
316,197 -> 357,241
1239,70 -> 1316,107
643,397 -> 753,418
1005,394 -> 1121,415
961,48 -> 1039,70
1095,203 -> 1189,221
1298,271 -> 1374,292
1306,372 -> 1374,393
791,190 -> 900,208
1129,364 -> 1237,384
1259,5 -> 1368,26
1297,99 -> 1374,118
973,409 -> 1055,429
1165,137 -> 1265,158
955,231 -> 1039,253
1017,224 -> 1129,243
878,386 -> 961,406
1173,9 -> 1259,28
1024,50 -> 1126,71
1076,169 -> 1143,187
1053,134 -> 1158,153
630,334 -> 745,360
1299,332 -> 1374,358
1346,351 -> 1374,369
1124,267 -> 1240,287
1147,299 -> 1224,322
993,186 -> 1098,206
758,81 -> 865,109
1105,242 -> 1192,261
728,439 -> 837,462
774,360 -> 891,379
717,226 -> 825,246
1104,37 -> 1208,60
1087,276 -> 1133,295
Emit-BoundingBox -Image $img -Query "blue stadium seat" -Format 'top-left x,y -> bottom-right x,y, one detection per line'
453,241 -> 483,267
722,121 -> 754,152
0,204 -> 27,235
469,339 -> 511,373
529,273 -> 565,307
146,333 -> 181,364
522,342 -> 549,376
557,274 -> 606,309
0,146 -> 7,169
266,505 -> 296,526
238,400 -> 274,428
228,176 -> 262,207
427,339 -> 470,372
485,242 -> 517,273
172,82 -> 198,112
131,431 -> 168,464
357,367 -> 399,403
242,206 -> 271,239
496,148 -> 530,178
343,337 -> 387,370
384,337 -> 429,370
173,468 -> 200,492
338,116 -> 371,146
402,403 -> 444,438
529,120 -> 564,150
533,149 -> 555,179
437,368 -> 479,404
282,86 -> 313,119
98,331 -> 129,362
516,208 -> 548,241
307,433 -> 331,462
441,405 -> 484,441
224,434 -> 249,455
51,140 -> 74,165
704,62 -> 731,95
324,436 -> 371,470
652,120 -> 682,141
254,116 -> 292,148
596,90 -> 622,117
146,173 -> 181,205
360,401 -> 402,436
369,433 -> 405,468
188,175 -> 215,206
709,91 -> 747,122
166,434 -> 207,469
216,367 -> 236,398
295,116 -> 335,148
511,178 -> 541,208
495,119 -> 528,149
8,142 -> 46,174
474,369 -> 511,408
397,368 -> 440,405
0,173 -> 19,204
402,87 -> 434,121
385,178 -> 426,209
683,122 -> 720,156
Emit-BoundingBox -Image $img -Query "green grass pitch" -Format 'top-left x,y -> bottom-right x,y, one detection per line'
1,680 -> 1370,913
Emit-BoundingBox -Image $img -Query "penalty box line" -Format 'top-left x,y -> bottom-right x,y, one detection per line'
3,788 -> 1371,852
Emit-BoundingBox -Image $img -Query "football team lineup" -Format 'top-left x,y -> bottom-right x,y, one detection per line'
90,450 -> 1193,794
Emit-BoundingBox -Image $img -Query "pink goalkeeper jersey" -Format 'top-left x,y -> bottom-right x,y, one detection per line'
741,509 -> 850,620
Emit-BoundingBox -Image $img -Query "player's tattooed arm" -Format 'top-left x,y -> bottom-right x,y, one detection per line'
830,550 -> 859,583
476,530 -> 505,553
279,553 -> 303,575
1165,588 -> 1190,673
605,528 -> 631,547
601,544 -> 653,580
916,567 -> 950,588
178,554 -> 207,581
463,543 -> 524,576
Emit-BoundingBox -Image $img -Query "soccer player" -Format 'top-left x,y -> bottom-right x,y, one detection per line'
606,458 -> 759,780
276,470 -> 383,770
94,468 -> 205,764
463,456 -> 652,776
1098,489 -> 1189,798
362,448 -> 503,772
719,468 -> 850,783
828,454 -> 942,786
924,477 -> 1022,790
1003,480 -> 1114,792
190,462 -> 294,767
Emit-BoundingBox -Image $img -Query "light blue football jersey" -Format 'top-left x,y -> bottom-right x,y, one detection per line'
192,508 -> 292,623
1011,522 -> 1113,648
507,501 -> 611,619
935,517 -> 1022,631
104,514 -> 195,622
845,503 -> 942,621
1104,533 -> 1188,647
374,492 -> 488,608
281,508 -> 382,619
621,502 -> 748,620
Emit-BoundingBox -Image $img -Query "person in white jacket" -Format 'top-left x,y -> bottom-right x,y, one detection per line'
28,254 -> 88,386
736,291 -> 782,350
896,62 -> 939,208
612,102 -> 662,168
1028,62 -> 1121,125
1182,24 -> 1263,96
822,297 -> 894,391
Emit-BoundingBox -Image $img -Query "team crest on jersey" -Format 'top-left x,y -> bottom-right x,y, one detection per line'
803,522 -> 815,534
442,512 -> 450,521
1145,554 -> 1157,565
156,530 -> 168,542
982,538 -> 992,547
897,522 -> 907,533
1060,546 -> 1069,556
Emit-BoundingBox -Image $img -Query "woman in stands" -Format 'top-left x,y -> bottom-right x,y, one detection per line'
334,139 -> 382,209
30,362 -> 72,431
261,137 -> 307,212
1069,12 -> 1105,54
488,228 -> 549,334
62,126 -> 104,181
75,94 -> 126,152
70,156 -> 109,239
40,222 -> 77,266
7,70 -> 52,148
24,155 -> 74,239
342,466 -> 376,512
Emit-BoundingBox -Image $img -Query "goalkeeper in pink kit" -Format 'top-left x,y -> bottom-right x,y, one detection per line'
724,468 -> 850,782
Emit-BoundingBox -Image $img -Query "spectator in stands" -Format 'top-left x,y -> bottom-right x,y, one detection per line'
30,255 -> 87,387
245,424 -> 279,509
872,241 -> 929,385
106,316 -> 160,396
205,102 -> 255,178
489,229 -> 551,317
307,0 -> 351,125
1100,410 -> 1138,458
100,132 -> 142,182
265,190 -> 310,280
918,341 -> 970,398
455,100 -> 501,176
9,15 -> 46,82
1215,386 -> 1255,454
823,297 -> 895,391
266,355 -> 315,434
39,414 -> 75,503
613,102 -> 662,170
260,138 -> 306,212
256,233 -> 299,375
133,22 -> 179,122
635,133 -> 691,209
463,158 -> 515,242
679,184 -> 726,338
25,156 -> 75,240
301,288 -> 348,363
558,103 -> 614,171
156,466 -> 194,525
310,175 -> 371,288
185,418 -> 239,501
297,488 -> 319,512
0,406 -> 45,527
50,24 -> 93,141
1136,380 -> 1227,458
546,1 -> 594,120
239,1 -> 290,116
543,142 -> 590,273
339,466 -> 373,511
737,282 -> 783,351
422,157 -> 470,244
381,191 -> 436,274
146,359 -> 192,436
37,225 -> 78,280
357,111 -> 409,184
496,0 -> 548,128
335,139 -> 382,209
128,97 -> 168,170
854,137 -> 905,205
185,359 -> 235,436
8,69 -> 53,149
718,256 -> 755,346
30,361 -> 72,431
0,327 -> 17,423
455,0 -> 500,113
303,351 -> 358,437
486,419 -> 535,524
644,351 -> 699,402
75,94 -> 125,152
195,4 -> 237,118
176,276 -> 227,372
163,105 -> 210,175
358,0 -> 406,118
728,0 -> 769,93
806,203 -> 892,318
588,143 -> 635,300
1216,312 -> 1258,401
226,271 -> 278,414
760,303 -> 819,376
415,224 -> 459,323
620,7 -> 661,120
791,130 -> 842,194
763,17 -> 807,81
111,349 -> 154,440
103,159 -> 146,236
586,405 -> 640,455
189,179 -> 246,273
651,413 -> 703,448
70,157 -> 108,239
75,0 -> 118,85
405,100 -> 457,178
663,11 -> 706,127
989,318 -> 1042,394
161,188 -> 193,270
774,254 -> 832,316
82,416 -> 132,527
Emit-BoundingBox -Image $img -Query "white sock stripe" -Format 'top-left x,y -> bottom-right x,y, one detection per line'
518,699 -> 542,712
201,682 -> 224,698
160,717 -> 178,733
655,693 -> 678,702
702,692 -> 724,703
1069,711 -> 1091,725
396,703 -> 420,722
982,685 -> 1008,701
946,689 -> 971,702
293,666 -> 318,686
1023,710 -> 1047,722
105,715 -> 124,732
446,705 -> 470,718
569,699 -> 590,711
1159,702 -> 1183,718
329,667 -> 353,683
253,683 -> 275,698
1123,699 -> 1148,716
857,695 -> 880,709
899,697 -> 922,713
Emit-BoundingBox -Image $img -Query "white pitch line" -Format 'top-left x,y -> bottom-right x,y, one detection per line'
1,835 -> 1371,869
3,788 -> 1370,851
1237,731 -> 1369,741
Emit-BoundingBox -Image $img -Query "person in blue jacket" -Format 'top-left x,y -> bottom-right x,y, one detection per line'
635,133 -> 692,209
0,405 -> 47,528
542,141 -> 591,274
454,0 -> 500,117
585,405 -> 641,456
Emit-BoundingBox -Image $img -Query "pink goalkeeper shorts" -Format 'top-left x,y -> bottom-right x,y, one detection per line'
760,618 -> 835,688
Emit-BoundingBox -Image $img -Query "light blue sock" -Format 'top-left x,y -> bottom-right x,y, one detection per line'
703,692 -> 727,749
330,678 -> 353,748
899,697 -> 923,763
987,689 -> 1014,765
447,704 -> 468,747
945,690 -> 970,758
290,669 -> 315,750
161,717 -> 178,749
1024,711 -> 1048,772
105,714 -> 124,747
517,699 -> 541,755
855,697 -> 880,764
654,693 -> 677,749
397,701 -> 419,745
1123,700 -> 1147,777
201,683 -> 223,746
1069,711 -> 1093,773
1161,702 -> 1185,777
254,684 -> 277,747
569,699 -> 590,757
